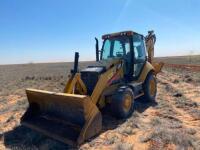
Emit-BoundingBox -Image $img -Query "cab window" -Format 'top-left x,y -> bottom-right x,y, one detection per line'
132,34 -> 146,77
133,35 -> 146,62
101,37 -> 130,60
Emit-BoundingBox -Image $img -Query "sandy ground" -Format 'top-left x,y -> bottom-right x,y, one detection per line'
0,63 -> 200,150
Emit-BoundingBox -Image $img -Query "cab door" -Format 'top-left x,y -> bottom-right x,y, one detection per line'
132,34 -> 147,78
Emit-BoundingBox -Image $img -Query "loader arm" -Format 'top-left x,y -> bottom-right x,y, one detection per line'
64,60 -> 123,105
91,62 -> 123,104
64,73 -> 87,95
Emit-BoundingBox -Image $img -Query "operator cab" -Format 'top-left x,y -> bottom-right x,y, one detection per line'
100,31 -> 147,80
81,31 -> 147,95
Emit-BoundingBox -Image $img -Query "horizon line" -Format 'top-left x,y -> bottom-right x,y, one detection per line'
0,54 -> 199,66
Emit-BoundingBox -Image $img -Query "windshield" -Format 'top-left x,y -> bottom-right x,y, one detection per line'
101,36 -> 130,60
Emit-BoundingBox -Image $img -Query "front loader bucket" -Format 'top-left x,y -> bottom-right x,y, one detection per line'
21,89 -> 102,146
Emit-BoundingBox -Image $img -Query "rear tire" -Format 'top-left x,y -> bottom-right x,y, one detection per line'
111,87 -> 134,119
143,72 -> 157,102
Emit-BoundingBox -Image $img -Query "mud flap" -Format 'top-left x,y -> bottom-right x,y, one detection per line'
21,89 -> 102,146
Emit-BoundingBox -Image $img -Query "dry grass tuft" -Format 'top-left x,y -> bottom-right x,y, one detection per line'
114,142 -> 133,150
104,134 -> 121,145
189,109 -> 200,120
175,98 -> 198,108
173,92 -> 182,97
140,127 -> 196,149
173,79 -> 179,84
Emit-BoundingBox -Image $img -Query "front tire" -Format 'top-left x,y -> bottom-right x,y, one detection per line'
111,87 -> 134,119
143,72 -> 157,102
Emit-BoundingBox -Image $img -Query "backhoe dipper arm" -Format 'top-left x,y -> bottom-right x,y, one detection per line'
145,30 -> 164,74
145,30 -> 156,63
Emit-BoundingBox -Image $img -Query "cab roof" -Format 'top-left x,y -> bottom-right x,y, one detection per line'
102,30 -> 143,39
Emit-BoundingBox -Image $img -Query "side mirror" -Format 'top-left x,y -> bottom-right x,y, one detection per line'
95,37 -> 99,61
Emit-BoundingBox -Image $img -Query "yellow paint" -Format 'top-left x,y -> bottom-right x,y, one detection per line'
123,94 -> 132,113
138,62 -> 154,82
91,61 -> 123,104
152,62 -> 164,74
64,73 -> 87,95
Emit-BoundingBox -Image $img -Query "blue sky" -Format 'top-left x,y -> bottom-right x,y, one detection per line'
0,0 -> 200,64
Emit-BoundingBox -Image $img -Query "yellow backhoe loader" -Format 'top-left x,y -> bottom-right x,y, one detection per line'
21,30 -> 164,146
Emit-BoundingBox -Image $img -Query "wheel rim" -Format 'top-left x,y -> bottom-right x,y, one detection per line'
123,94 -> 132,113
149,77 -> 156,97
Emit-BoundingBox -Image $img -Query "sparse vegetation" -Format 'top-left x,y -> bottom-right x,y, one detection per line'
114,142 -> 133,150
140,116 -> 197,149
0,56 -> 200,150
141,127 -> 196,149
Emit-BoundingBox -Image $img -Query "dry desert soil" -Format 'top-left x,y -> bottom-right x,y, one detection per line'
0,56 -> 200,150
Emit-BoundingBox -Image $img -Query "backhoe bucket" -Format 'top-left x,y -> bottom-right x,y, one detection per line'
152,62 -> 164,74
21,89 -> 102,145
